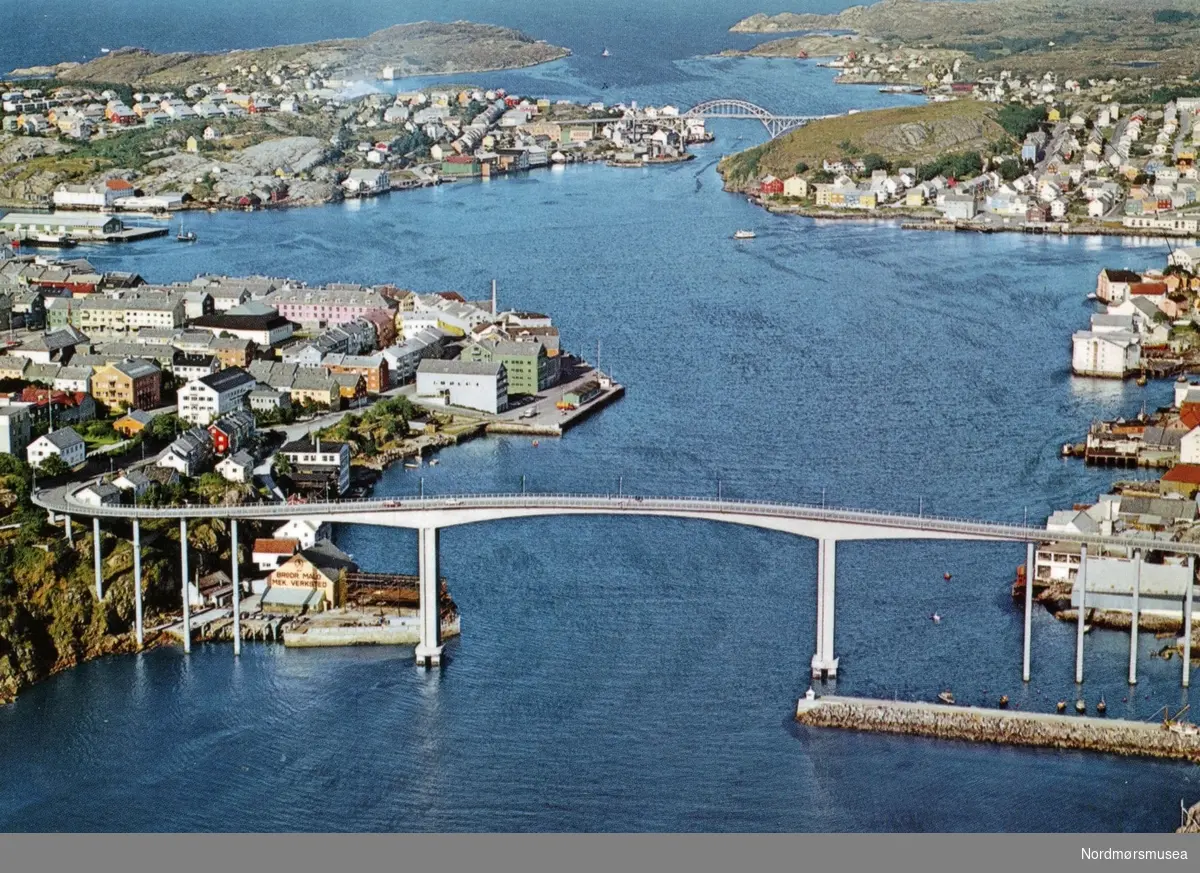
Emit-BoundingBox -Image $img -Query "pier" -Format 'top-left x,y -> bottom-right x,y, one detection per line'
795,695 -> 1200,763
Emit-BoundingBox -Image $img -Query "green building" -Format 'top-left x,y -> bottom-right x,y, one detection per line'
460,339 -> 559,396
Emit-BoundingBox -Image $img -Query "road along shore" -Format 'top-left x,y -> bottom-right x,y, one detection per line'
795,695 -> 1200,763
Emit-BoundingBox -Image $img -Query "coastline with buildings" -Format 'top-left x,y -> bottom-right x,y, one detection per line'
0,248 -> 623,699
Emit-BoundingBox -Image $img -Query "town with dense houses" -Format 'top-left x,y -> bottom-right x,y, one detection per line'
0,242 -> 620,624
0,67 -> 707,220
741,61 -> 1200,238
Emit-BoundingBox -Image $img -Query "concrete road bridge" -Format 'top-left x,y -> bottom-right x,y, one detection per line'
33,488 -> 1196,686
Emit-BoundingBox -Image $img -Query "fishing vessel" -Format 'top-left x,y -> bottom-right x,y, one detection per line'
1056,700 -> 1067,712
937,691 -> 955,705
733,229 -> 756,239
1075,699 -> 1086,713
26,233 -> 76,248
998,695 -> 1009,708
1096,698 -> 1107,714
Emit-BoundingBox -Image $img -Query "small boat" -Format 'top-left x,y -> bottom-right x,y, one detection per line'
100,47 -> 111,54
428,459 -> 439,466
27,233 -> 76,248
937,691 -> 955,705
931,612 -> 941,624
1086,292 -> 1098,301
404,460 -> 420,469
176,226 -> 197,242
532,440 -> 539,447
943,572 -> 952,581
1056,700 -> 1067,712
733,229 -> 756,239
1096,698 -> 1107,714
1083,623 -> 1093,634
1075,699 -> 1086,713
601,48 -> 610,58
998,695 -> 1009,708
1136,374 -> 1148,386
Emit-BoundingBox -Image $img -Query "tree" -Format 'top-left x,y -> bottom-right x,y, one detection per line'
862,153 -> 890,174
37,455 -> 69,478
794,161 -> 810,175
272,453 -> 293,478
147,413 -> 182,441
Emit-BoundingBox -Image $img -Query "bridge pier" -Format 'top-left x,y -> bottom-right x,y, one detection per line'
180,518 -> 191,655
1184,556 -> 1194,689
231,518 -> 241,657
811,538 -> 838,680
133,519 -> 143,649
415,527 -> 444,668
92,517 -> 103,600
1022,542 -> 1034,682
64,513 -> 72,545
1075,543 -> 1087,684
1129,549 -> 1141,685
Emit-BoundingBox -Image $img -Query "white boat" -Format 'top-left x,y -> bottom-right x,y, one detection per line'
100,47 -> 111,54
733,229 -> 756,239
601,48 -> 610,58
931,612 -> 941,624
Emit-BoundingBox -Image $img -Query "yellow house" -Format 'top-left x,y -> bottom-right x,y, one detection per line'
783,175 -> 808,198
906,190 -> 927,207
1048,107 -> 1061,122
186,136 -> 199,153
266,542 -> 357,609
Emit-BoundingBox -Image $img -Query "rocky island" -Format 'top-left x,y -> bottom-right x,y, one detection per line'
731,0 -> 1200,82
14,20 -> 570,84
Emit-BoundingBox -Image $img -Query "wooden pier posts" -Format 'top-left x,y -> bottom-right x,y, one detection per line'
133,519 -> 143,649
231,518 -> 241,657
415,527 -> 444,667
180,518 -> 191,655
92,517 -> 102,600
1023,542 -> 1034,682
1075,543 -> 1087,685
811,538 -> 839,680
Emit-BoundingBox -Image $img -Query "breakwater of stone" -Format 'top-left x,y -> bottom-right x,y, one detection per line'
795,696 -> 1200,763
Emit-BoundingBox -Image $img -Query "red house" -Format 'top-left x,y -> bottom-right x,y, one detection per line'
207,410 -> 255,454
759,175 -> 784,195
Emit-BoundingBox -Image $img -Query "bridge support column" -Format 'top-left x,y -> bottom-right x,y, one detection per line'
1183,556 -> 1194,689
133,520 -> 143,649
180,519 -> 191,655
1129,549 -> 1141,685
1022,542 -> 1034,682
64,513 -> 72,545
231,519 -> 241,657
1075,543 -> 1087,684
415,527 -> 444,668
92,517 -> 103,600
810,538 -> 838,680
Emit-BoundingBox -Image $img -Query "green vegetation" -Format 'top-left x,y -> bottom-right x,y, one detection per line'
35,456 -> 70,478
718,100 -> 1005,189
1154,9 -> 1197,24
319,396 -> 420,457
73,120 -> 208,171
995,104 -> 1047,141
917,150 -> 983,181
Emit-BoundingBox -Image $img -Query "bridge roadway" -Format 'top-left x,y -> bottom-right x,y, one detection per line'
33,487 -> 1196,684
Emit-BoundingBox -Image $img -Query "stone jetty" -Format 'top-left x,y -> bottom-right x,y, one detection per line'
795,696 -> 1200,763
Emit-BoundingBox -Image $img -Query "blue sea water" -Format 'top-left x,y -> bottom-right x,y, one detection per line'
1,0 -> 1199,833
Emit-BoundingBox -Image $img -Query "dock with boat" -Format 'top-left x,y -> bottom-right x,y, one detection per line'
795,694 -> 1200,763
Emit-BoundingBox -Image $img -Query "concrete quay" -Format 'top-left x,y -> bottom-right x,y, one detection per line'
795,695 -> 1200,763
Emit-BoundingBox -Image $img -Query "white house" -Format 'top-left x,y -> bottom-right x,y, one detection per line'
177,368 -> 256,425
1071,330 -> 1141,377
341,168 -> 389,196
1168,246 -> 1200,273
416,359 -> 508,414
273,518 -> 330,549
73,482 -> 121,507
1181,427 -> 1200,465
216,449 -> 255,483
26,427 -> 86,469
